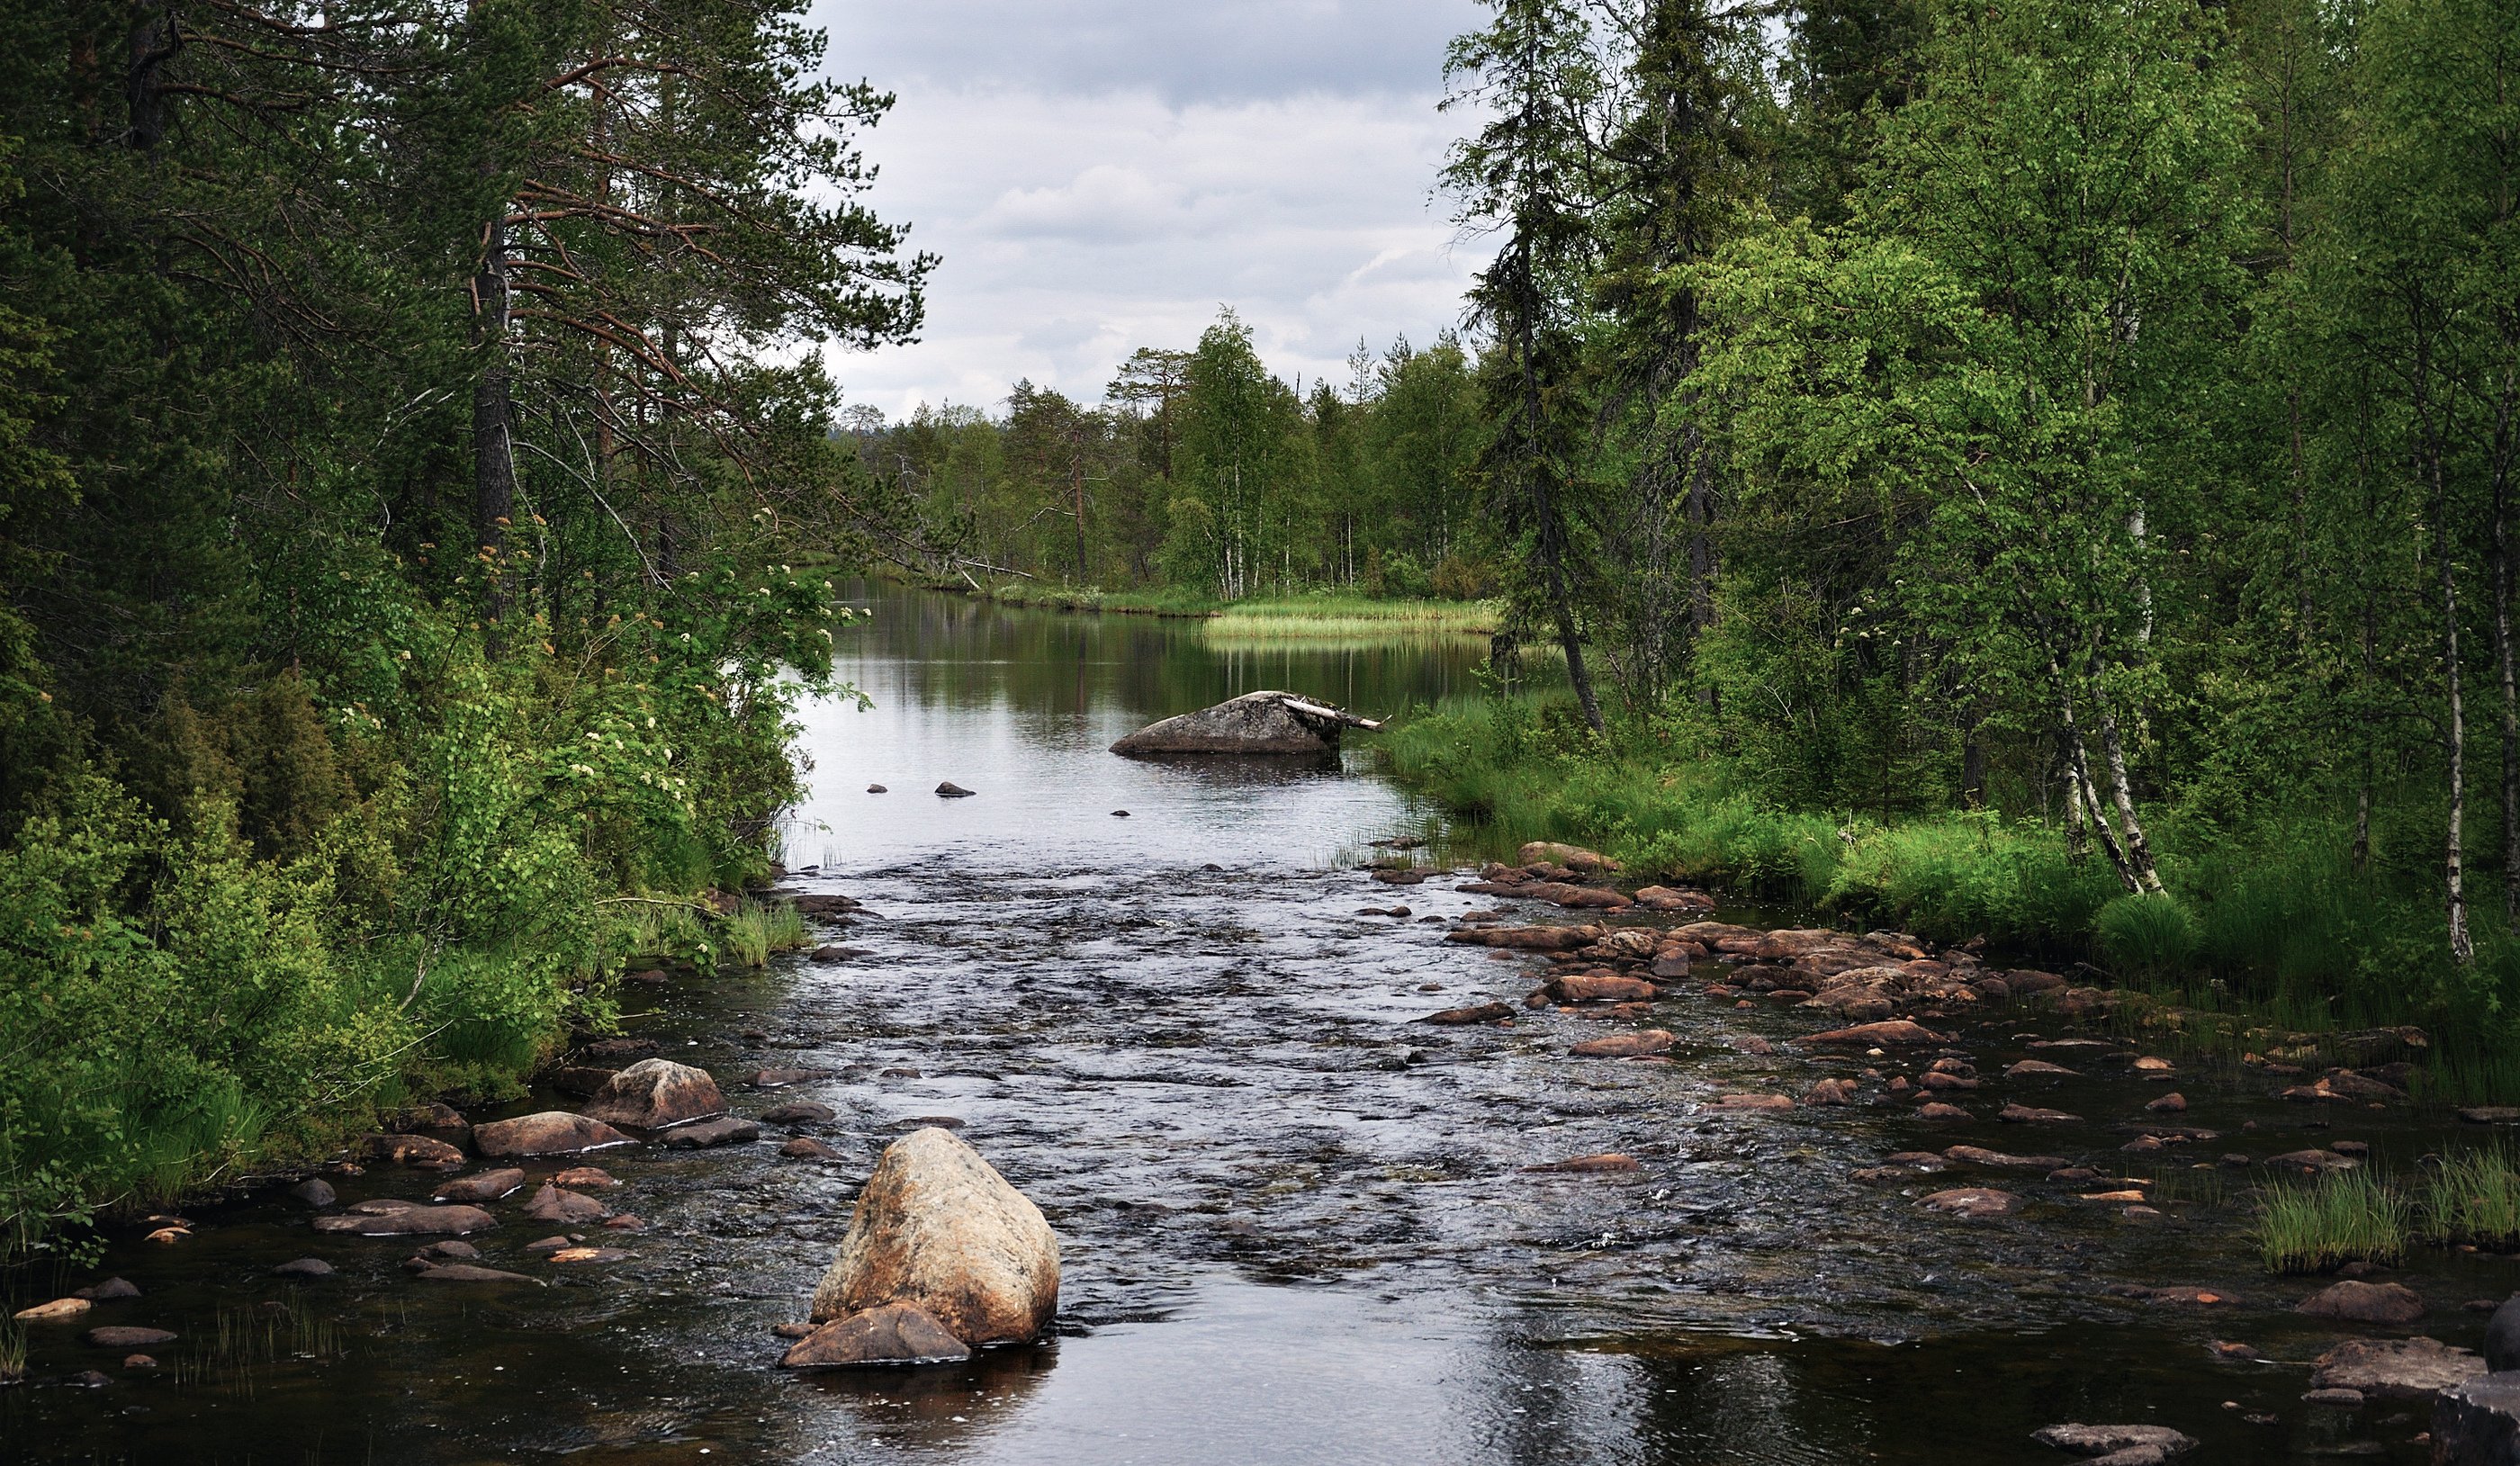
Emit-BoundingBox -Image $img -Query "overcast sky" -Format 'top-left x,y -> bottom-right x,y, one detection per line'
805,0 -> 1492,423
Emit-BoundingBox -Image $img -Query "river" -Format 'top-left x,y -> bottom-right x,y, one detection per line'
2,583 -> 2489,1463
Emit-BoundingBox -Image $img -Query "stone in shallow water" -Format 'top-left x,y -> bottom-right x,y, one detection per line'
524,1183 -> 612,1224
2030,1423 -> 2197,1459
810,1128 -> 1058,1345
1568,1030 -> 1673,1059
472,1111 -> 633,1157
1915,1188 -> 2022,1219
291,1179 -> 337,1209
311,1204 -> 494,1237
661,1116 -> 761,1148
580,1058 -> 727,1129
2298,1280 -> 2426,1326
412,1264 -> 538,1285
781,1302 -> 970,1368
86,1327 -> 176,1349
273,1258 -> 334,1280
2311,1336 -> 2484,1399
2433,1372 -> 2520,1464
433,1168 -> 525,1203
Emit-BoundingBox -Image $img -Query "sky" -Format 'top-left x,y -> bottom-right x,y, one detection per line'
803,0 -> 1493,424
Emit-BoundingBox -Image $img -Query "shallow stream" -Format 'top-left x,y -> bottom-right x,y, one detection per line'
4,584 -> 2505,1463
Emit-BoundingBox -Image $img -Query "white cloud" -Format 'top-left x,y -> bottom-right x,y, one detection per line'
802,1 -> 1494,421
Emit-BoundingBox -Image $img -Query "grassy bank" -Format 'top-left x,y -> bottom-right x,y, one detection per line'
1376,697 -> 2520,1058
945,579 -> 1502,636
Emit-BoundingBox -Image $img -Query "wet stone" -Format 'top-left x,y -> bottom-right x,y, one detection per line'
273,1258 -> 335,1280
290,1178 -> 338,1209
661,1116 -> 761,1148
86,1327 -> 176,1349
762,1102 -> 837,1125
76,1278 -> 140,1301
432,1167 -> 525,1203
2311,1336 -> 2485,1399
2299,1280 -> 2426,1326
2031,1423 -> 2199,1461
1916,1188 -> 2022,1219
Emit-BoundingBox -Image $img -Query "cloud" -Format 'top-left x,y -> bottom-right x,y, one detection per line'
801,1 -> 1494,420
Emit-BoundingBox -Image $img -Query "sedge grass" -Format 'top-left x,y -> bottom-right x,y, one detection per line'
2256,1167 -> 2408,1273
2419,1146 -> 2520,1248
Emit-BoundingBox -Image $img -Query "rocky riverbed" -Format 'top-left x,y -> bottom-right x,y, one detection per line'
7,832 -> 2518,1462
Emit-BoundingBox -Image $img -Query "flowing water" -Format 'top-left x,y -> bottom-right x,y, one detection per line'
3,584 -> 2501,1463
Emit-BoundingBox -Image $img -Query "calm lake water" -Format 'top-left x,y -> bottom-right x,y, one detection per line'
1,584 -> 2485,1464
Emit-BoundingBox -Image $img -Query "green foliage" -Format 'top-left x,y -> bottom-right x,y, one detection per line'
2096,896 -> 2200,985
2257,1168 -> 2408,1273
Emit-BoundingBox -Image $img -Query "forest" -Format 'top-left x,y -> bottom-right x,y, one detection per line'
0,0 -> 933,1255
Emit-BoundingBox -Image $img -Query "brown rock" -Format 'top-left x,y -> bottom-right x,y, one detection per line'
360,1133 -> 466,1170
1916,1102 -> 1972,1120
2146,1093 -> 2188,1114
1802,1021 -> 1948,1047
762,1102 -> 838,1125
1916,1188 -> 2023,1218
311,1204 -> 495,1237
1803,1078 -> 1858,1106
1524,882 -> 1632,910
551,1166 -> 619,1188
1920,1070 -> 1978,1091
524,1183 -> 612,1225
810,1128 -> 1059,1345
580,1058 -> 728,1129
1545,973 -> 1658,1003
2309,1336 -> 2483,1399
1421,1002 -> 1515,1026
1569,1030 -> 1674,1058
1516,841 -> 1619,874
14,1297 -> 90,1323
1522,1153 -> 1642,1174
660,1116 -> 761,1148
544,1246 -> 634,1264
1443,926 -> 1596,951
781,1301 -> 971,1368
86,1327 -> 176,1348
1999,1102 -> 2082,1124
748,1067 -> 837,1089
1943,1146 -> 2068,1171
432,1168 -> 525,1203
1631,886 -> 1714,913
472,1111 -> 634,1157
782,1138 -> 842,1160
2298,1280 -> 2426,1326
413,1264 -> 539,1284
1714,1093 -> 1796,1111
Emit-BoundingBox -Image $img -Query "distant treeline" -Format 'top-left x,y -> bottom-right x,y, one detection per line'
847,319 -> 1493,603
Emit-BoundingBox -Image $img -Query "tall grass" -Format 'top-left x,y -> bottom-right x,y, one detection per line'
2419,1147 -> 2520,1248
0,1319 -> 23,1382
2257,1168 -> 2408,1273
722,900 -> 806,968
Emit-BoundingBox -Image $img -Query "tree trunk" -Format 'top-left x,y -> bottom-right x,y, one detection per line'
2432,445 -> 2475,964
2092,690 -> 2166,895
2056,668 -> 2137,894
472,212 -> 515,628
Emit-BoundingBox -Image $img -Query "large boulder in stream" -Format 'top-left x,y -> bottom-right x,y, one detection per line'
580,1059 -> 727,1129
809,1127 -> 1058,1345
1110,690 -> 1380,757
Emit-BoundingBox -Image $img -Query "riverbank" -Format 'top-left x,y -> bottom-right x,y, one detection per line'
929,578 -> 1503,636
1374,697 -> 2520,1091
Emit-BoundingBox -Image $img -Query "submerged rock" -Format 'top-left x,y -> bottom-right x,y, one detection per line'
810,1127 -> 1059,1345
272,1258 -> 334,1280
781,1301 -> 971,1368
2311,1336 -> 2484,1399
312,1204 -> 495,1237
1569,1030 -> 1673,1058
412,1264 -> 539,1285
86,1327 -> 176,1349
2031,1423 -> 2197,1460
290,1179 -> 337,1209
1420,1002 -> 1513,1026
1916,1188 -> 2023,1219
1110,689 -> 1380,757
2299,1280 -> 2426,1326
360,1133 -> 466,1170
580,1058 -> 728,1129
1522,1153 -> 1642,1174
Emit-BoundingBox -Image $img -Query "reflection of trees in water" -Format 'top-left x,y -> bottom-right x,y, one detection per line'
839,581 -> 1550,726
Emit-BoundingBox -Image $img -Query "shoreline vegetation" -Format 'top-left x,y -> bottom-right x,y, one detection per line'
932,578 -> 1506,638
1374,697 -> 2520,1103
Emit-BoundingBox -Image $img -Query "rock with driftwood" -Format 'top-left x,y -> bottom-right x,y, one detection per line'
1110,690 -> 1382,757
